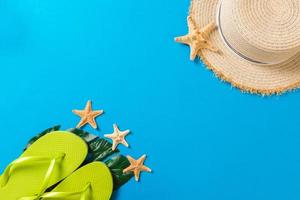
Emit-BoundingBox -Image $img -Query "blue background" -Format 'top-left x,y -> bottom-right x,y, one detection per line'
1,0 -> 300,199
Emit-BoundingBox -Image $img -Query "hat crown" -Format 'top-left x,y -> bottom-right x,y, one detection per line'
219,0 -> 300,64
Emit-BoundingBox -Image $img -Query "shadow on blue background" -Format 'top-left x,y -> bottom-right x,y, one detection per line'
1,0 -> 300,199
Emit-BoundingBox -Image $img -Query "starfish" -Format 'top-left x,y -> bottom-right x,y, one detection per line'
104,124 -> 130,150
175,15 -> 218,61
123,154 -> 152,182
72,100 -> 104,129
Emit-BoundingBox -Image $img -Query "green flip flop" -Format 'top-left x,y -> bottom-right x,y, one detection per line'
21,162 -> 113,200
0,131 -> 88,200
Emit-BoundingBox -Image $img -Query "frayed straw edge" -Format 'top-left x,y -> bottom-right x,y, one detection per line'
198,51 -> 300,96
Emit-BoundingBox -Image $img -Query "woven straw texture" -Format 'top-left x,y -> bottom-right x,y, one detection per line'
190,0 -> 300,95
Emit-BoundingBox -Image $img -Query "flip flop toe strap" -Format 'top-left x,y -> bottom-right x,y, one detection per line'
0,153 -> 65,198
20,183 -> 91,200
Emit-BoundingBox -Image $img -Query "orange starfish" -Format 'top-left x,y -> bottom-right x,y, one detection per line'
175,15 -> 218,60
72,100 -> 104,129
123,154 -> 152,182
104,124 -> 130,150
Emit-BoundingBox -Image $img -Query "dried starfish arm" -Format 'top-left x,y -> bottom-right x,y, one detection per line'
190,45 -> 200,60
201,22 -> 217,39
141,165 -> 152,172
120,139 -> 129,147
175,35 -> 191,45
187,15 -> 198,33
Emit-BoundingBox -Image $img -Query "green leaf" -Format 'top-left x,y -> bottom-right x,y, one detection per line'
68,128 -> 119,163
88,138 -> 119,162
105,155 -> 134,190
24,125 -> 61,151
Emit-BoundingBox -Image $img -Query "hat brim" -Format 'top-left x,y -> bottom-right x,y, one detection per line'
191,0 -> 300,95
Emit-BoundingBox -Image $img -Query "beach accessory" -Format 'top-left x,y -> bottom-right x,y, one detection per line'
104,123 -> 130,151
175,16 -> 219,60
0,131 -> 88,200
25,126 -> 134,190
123,154 -> 152,182
20,162 -> 113,200
73,100 -> 104,129
175,0 -> 300,95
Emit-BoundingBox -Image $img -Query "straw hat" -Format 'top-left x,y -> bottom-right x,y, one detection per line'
175,0 -> 300,95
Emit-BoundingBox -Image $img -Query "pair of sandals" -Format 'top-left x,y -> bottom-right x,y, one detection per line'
0,131 -> 113,200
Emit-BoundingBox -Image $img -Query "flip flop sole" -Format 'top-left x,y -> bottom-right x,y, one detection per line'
0,131 -> 88,199
50,162 -> 113,200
